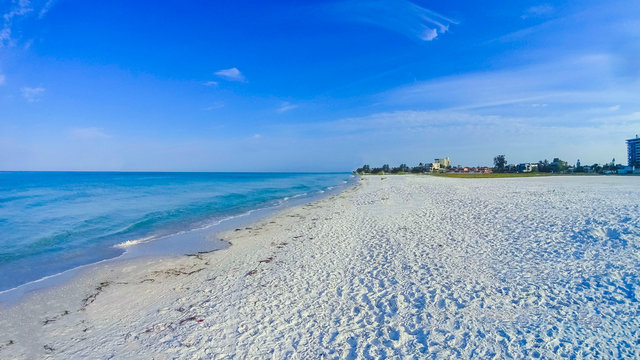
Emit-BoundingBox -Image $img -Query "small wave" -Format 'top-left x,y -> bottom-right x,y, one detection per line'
281,192 -> 308,203
113,236 -> 156,249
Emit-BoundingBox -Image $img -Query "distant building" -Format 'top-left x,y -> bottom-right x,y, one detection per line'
627,135 -> 640,167
517,163 -> 538,173
434,157 -> 451,169
618,165 -> 634,174
430,162 -> 441,172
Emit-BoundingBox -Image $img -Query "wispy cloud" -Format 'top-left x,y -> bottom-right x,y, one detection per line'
3,0 -> 32,22
215,67 -> 245,82
346,108 -> 625,134
203,101 -> 224,111
0,74 -> 5,85
327,110 -> 505,134
0,27 -> 10,45
70,127 -> 110,140
295,106 -> 640,166
487,18 -> 560,44
327,0 -> 457,42
39,0 -> 57,18
202,81 -> 218,87
21,86 -> 45,102
1,0 -> 31,46
1,0 -> 57,47
522,4 -> 554,19
277,101 -> 298,113
383,54 -> 638,113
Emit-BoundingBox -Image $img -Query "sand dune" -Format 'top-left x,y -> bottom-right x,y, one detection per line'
1,175 -> 639,359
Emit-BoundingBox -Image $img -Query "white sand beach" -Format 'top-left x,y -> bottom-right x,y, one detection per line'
1,175 -> 639,359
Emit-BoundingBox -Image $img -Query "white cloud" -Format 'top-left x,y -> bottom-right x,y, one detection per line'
202,81 -> 218,87
328,0 -> 457,42
21,86 -> 45,102
215,67 -> 245,82
277,101 -> 298,113
609,105 -> 621,111
70,127 -> 110,140
420,28 -> 439,41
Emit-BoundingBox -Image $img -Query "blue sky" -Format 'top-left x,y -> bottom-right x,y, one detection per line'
1,0 -> 639,171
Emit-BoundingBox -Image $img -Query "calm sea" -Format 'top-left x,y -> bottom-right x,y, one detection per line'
0,172 -> 354,292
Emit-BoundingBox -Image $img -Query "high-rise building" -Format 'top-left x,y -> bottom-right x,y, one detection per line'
627,135 -> 640,167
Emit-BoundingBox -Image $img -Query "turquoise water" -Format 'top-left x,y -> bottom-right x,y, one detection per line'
0,172 -> 354,292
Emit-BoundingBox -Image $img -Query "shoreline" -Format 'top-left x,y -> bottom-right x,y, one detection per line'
1,175 -> 638,358
0,177 -> 356,307
0,181 -> 364,358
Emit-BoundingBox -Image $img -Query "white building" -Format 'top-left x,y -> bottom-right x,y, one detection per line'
434,157 -> 450,168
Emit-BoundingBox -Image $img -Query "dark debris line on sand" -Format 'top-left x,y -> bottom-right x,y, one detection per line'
42,310 -> 70,325
0,340 -> 14,351
80,281 -> 113,310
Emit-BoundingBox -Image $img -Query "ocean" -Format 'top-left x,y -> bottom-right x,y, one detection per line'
0,172 -> 354,292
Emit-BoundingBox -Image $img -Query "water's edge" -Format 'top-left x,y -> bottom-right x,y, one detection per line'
0,177 -> 358,307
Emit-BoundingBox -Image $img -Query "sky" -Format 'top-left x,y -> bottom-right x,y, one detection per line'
1,0 -> 639,171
